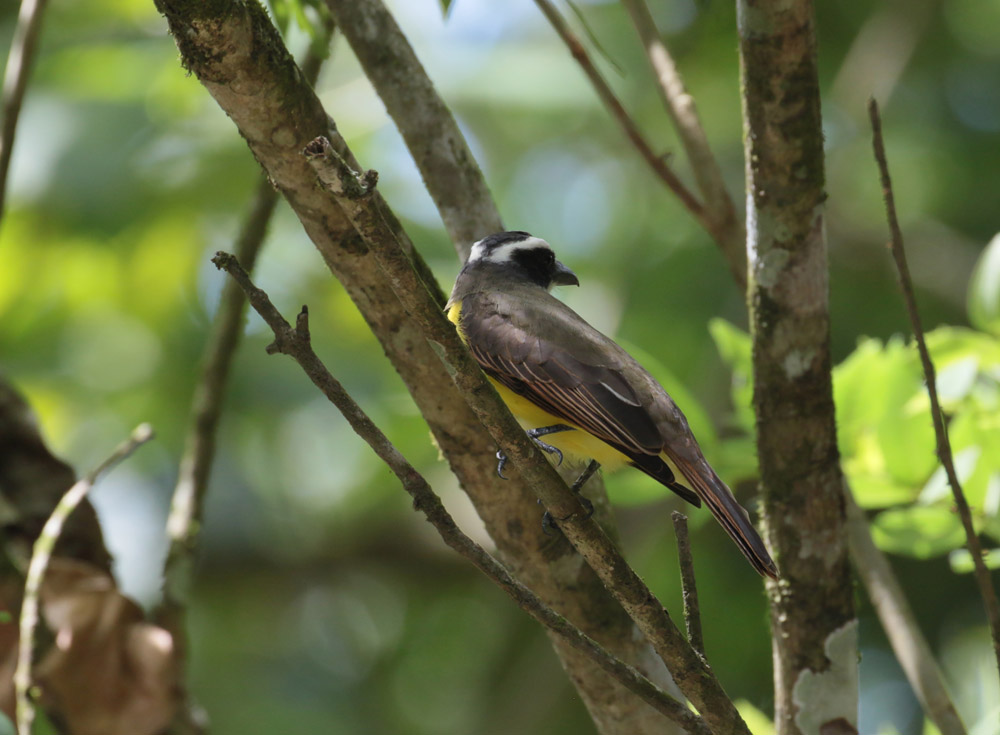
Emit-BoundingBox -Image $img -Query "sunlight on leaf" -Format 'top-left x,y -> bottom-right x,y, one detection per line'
949,547 -> 1000,573
968,233 -> 1000,336
871,506 -> 966,558
736,699 -> 775,735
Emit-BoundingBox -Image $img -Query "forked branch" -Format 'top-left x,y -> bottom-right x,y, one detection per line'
212,251 -> 711,735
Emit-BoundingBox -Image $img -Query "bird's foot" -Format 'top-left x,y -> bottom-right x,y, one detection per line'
495,424 -> 575,479
527,424 -> 575,466
538,459 -> 601,533
496,450 -> 508,479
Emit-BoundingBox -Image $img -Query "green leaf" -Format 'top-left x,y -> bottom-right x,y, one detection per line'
926,326 -> 1000,373
708,319 -> 754,435
870,506 -> 967,558
918,446 -> 980,505
834,337 -> 937,493
736,699 -> 775,735
949,547 -> 1000,573
968,233 -> 1000,336
844,467 -> 921,508
440,0 -> 455,17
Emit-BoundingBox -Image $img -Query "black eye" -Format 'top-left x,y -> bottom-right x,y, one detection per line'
543,251 -> 555,265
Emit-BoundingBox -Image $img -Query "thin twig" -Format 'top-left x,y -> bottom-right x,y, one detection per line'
869,97 -> 1000,678
0,0 -> 50,222
844,484 -> 966,734
159,19 -> 334,623
211,252 -> 711,735
302,136 -> 751,734
619,0 -> 746,290
532,0 -> 708,229
14,424 -> 154,735
671,511 -> 704,658
157,30 -> 335,733
324,0 -> 502,257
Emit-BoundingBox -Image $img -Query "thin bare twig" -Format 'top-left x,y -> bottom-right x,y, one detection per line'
869,97 -> 1000,678
532,0 -> 708,228
14,424 -> 154,735
211,251 -> 711,735
618,0 -> 745,290
0,0 -> 50,221
671,511 -> 704,658
302,136 -> 751,734
844,484 -> 966,734
160,18 -> 334,620
157,30 -> 334,733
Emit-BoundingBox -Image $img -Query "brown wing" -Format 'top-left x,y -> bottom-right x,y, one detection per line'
460,293 -> 664,458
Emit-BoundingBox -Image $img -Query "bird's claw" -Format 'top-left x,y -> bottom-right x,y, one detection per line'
496,450 -> 508,480
530,437 -> 564,466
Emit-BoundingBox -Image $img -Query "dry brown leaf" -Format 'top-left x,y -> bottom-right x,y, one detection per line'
0,559 -> 179,735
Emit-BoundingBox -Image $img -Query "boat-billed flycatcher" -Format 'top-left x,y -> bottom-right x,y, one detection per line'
447,231 -> 778,579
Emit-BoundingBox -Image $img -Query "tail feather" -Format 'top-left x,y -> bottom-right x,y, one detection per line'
667,449 -> 779,579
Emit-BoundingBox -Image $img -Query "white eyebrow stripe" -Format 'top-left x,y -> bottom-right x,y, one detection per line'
470,236 -> 553,264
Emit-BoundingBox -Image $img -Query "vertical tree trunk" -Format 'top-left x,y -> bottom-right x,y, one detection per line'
737,1 -> 858,733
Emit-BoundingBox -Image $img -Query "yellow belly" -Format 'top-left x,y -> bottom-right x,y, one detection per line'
448,300 -> 631,471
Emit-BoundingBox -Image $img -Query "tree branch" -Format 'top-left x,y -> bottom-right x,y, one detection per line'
15,424 -> 154,735
156,29 -> 335,733
303,135 -> 752,734
159,22 -> 333,629
619,0 -> 746,289
314,5 -> 693,729
844,484 -> 966,735
534,0 -> 747,290
152,4 -> 751,731
0,0 -> 50,222
323,0 -> 502,258
868,97 -> 1000,679
738,2 -> 857,732
212,251 -> 710,735
671,511 -> 704,659
532,0 -> 708,228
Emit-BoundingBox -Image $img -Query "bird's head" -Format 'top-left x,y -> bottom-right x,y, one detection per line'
465,231 -> 579,291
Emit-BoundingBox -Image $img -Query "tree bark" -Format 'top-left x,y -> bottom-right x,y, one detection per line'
737,1 -> 858,733
152,3 -> 729,732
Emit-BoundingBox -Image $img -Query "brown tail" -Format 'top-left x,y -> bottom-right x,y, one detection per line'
666,449 -> 779,579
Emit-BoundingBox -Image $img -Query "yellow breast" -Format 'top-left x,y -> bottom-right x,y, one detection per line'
448,300 -> 630,470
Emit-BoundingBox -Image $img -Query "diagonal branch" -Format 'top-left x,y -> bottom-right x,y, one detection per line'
532,0 -> 706,224
212,251 -> 711,735
324,0 -> 502,258
303,135 -> 752,735
869,97 -> 1000,679
844,484 -> 966,735
619,0 -> 746,290
159,23 -> 334,633
308,4 -> 689,730
153,4 -> 751,731
15,424 -> 154,735
534,0 -> 747,290
671,511 -> 704,659
0,0 -> 50,222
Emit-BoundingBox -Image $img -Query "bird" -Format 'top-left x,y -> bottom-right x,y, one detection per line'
446,230 -> 778,579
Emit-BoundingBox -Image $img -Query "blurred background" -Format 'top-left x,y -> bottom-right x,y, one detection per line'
1,0 -> 999,732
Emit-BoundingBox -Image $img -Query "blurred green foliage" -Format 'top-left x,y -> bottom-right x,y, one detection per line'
713,244 -> 1000,568
2,0 -> 999,732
